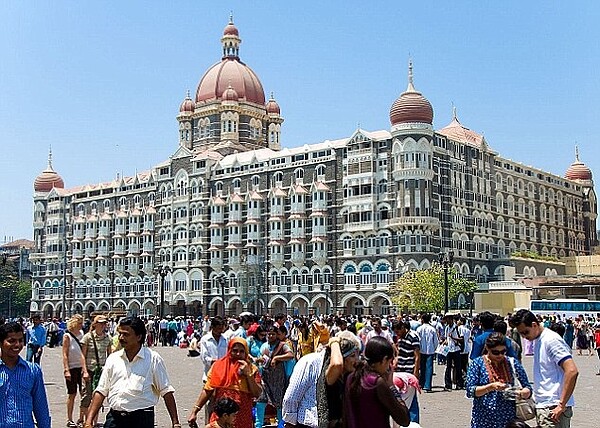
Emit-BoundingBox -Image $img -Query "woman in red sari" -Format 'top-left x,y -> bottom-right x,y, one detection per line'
187,337 -> 262,428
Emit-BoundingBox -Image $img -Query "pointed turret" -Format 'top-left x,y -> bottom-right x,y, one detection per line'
34,148 -> 65,192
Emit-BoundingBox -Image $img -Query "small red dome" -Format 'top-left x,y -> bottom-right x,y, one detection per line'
179,92 -> 194,113
223,21 -> 239,37
223,85 -> 239,101
266,93 -> 280,114
566,160 -> 592,181
34,152 -> 64,192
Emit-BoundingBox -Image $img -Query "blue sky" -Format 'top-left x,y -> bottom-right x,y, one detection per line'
1,2 -> 599,241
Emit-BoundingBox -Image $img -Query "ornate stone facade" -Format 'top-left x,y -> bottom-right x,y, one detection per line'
30,20 -> 597,318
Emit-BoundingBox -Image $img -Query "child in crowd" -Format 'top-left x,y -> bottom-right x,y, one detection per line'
204,397 -> 240,428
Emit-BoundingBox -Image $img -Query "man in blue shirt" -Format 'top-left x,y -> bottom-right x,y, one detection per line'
25,314 -> 47,364
0,321 -> 51,428
470,311 -> 516,360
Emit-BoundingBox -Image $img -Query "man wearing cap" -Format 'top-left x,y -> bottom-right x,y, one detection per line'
84,317 -> 181,428
222,318 -> 240,341
81,315 -> 113,426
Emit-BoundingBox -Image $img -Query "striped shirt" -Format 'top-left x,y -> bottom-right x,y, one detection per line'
0,357 -> 51,428
282,351 -> 325,428
395,330 -> 420,373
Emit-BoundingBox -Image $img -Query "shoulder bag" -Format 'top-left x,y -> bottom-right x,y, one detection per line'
508,357 -> 536,421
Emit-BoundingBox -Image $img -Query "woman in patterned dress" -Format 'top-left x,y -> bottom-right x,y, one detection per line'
187,338 -> 262,428
466,333 -> 532,428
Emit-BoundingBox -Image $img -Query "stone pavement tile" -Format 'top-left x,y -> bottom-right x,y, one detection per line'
37,346 -> 600,427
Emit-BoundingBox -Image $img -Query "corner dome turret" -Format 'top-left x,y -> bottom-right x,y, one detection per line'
390,60 -> 433,126
566,147 -> 593,181
34,149 -> 65,192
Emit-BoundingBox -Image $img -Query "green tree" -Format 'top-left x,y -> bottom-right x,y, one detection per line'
388,265 -> 477,313
0,256 -> 32,318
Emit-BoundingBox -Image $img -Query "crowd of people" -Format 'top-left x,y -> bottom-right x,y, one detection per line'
0,308 -> 598,428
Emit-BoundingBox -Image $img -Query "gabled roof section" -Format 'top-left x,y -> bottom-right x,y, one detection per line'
437,108 -> 487,148
312,181 -> 331,192
230,193 -> 245,203
171,146 -> 194,160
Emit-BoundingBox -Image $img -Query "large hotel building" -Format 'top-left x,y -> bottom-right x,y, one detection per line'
30,20 -> 597,318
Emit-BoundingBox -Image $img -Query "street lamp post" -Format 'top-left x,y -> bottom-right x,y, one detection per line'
218,275 -> 226,317
438,251 -> 454,314
154,266 -> 171,319
323,284 -> 331,315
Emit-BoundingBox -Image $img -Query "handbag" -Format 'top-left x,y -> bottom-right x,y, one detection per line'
435,343 -> 450,357
90,333 -> 103,390
508,357 -> 536,421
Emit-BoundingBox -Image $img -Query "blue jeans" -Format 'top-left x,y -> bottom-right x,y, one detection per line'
419,353 -> 434,390
409,394 -> 420,423
26,344 -> 42,365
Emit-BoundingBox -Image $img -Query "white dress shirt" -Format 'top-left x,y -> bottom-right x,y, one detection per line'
199,332 -> 228,381
95,346 -> 175,412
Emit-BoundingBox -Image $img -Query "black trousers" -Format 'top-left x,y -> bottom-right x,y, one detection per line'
104,407 -> 154,428
445,351 -> 463,389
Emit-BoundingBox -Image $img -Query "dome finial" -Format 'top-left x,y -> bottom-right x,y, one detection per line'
186,89 -> 191,99
48,146 -> 54,170
452,103 -> 457,120
575,145 -> 580,162
229,11 -> 234,24
270,91 -> 274,100
406,58 -> 416,92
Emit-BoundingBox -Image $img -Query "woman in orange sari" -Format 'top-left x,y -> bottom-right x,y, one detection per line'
187,338 -> 262,428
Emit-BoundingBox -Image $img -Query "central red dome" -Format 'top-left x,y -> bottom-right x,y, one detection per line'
195,19 -> 266,106
196,59 -> 265,105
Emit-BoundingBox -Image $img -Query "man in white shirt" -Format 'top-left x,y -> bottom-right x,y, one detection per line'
365,317 -> 393,344
84,317 -> 180,428
416,313 -> 437,392
443,314 -> 464,390
199,316 -> 228,382
511,309 -> 578,428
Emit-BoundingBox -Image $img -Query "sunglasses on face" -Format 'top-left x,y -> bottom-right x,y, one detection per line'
489,348 -> 507,356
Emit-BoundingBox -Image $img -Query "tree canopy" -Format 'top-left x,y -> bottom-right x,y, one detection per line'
0,256 -> 31,318
388,265 -> 478,314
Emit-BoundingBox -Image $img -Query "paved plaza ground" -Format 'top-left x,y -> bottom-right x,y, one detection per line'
37,346 -> 599,428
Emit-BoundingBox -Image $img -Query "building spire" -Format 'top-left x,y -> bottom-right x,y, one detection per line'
406,58 -> 416,92
47,146 -> 54,170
